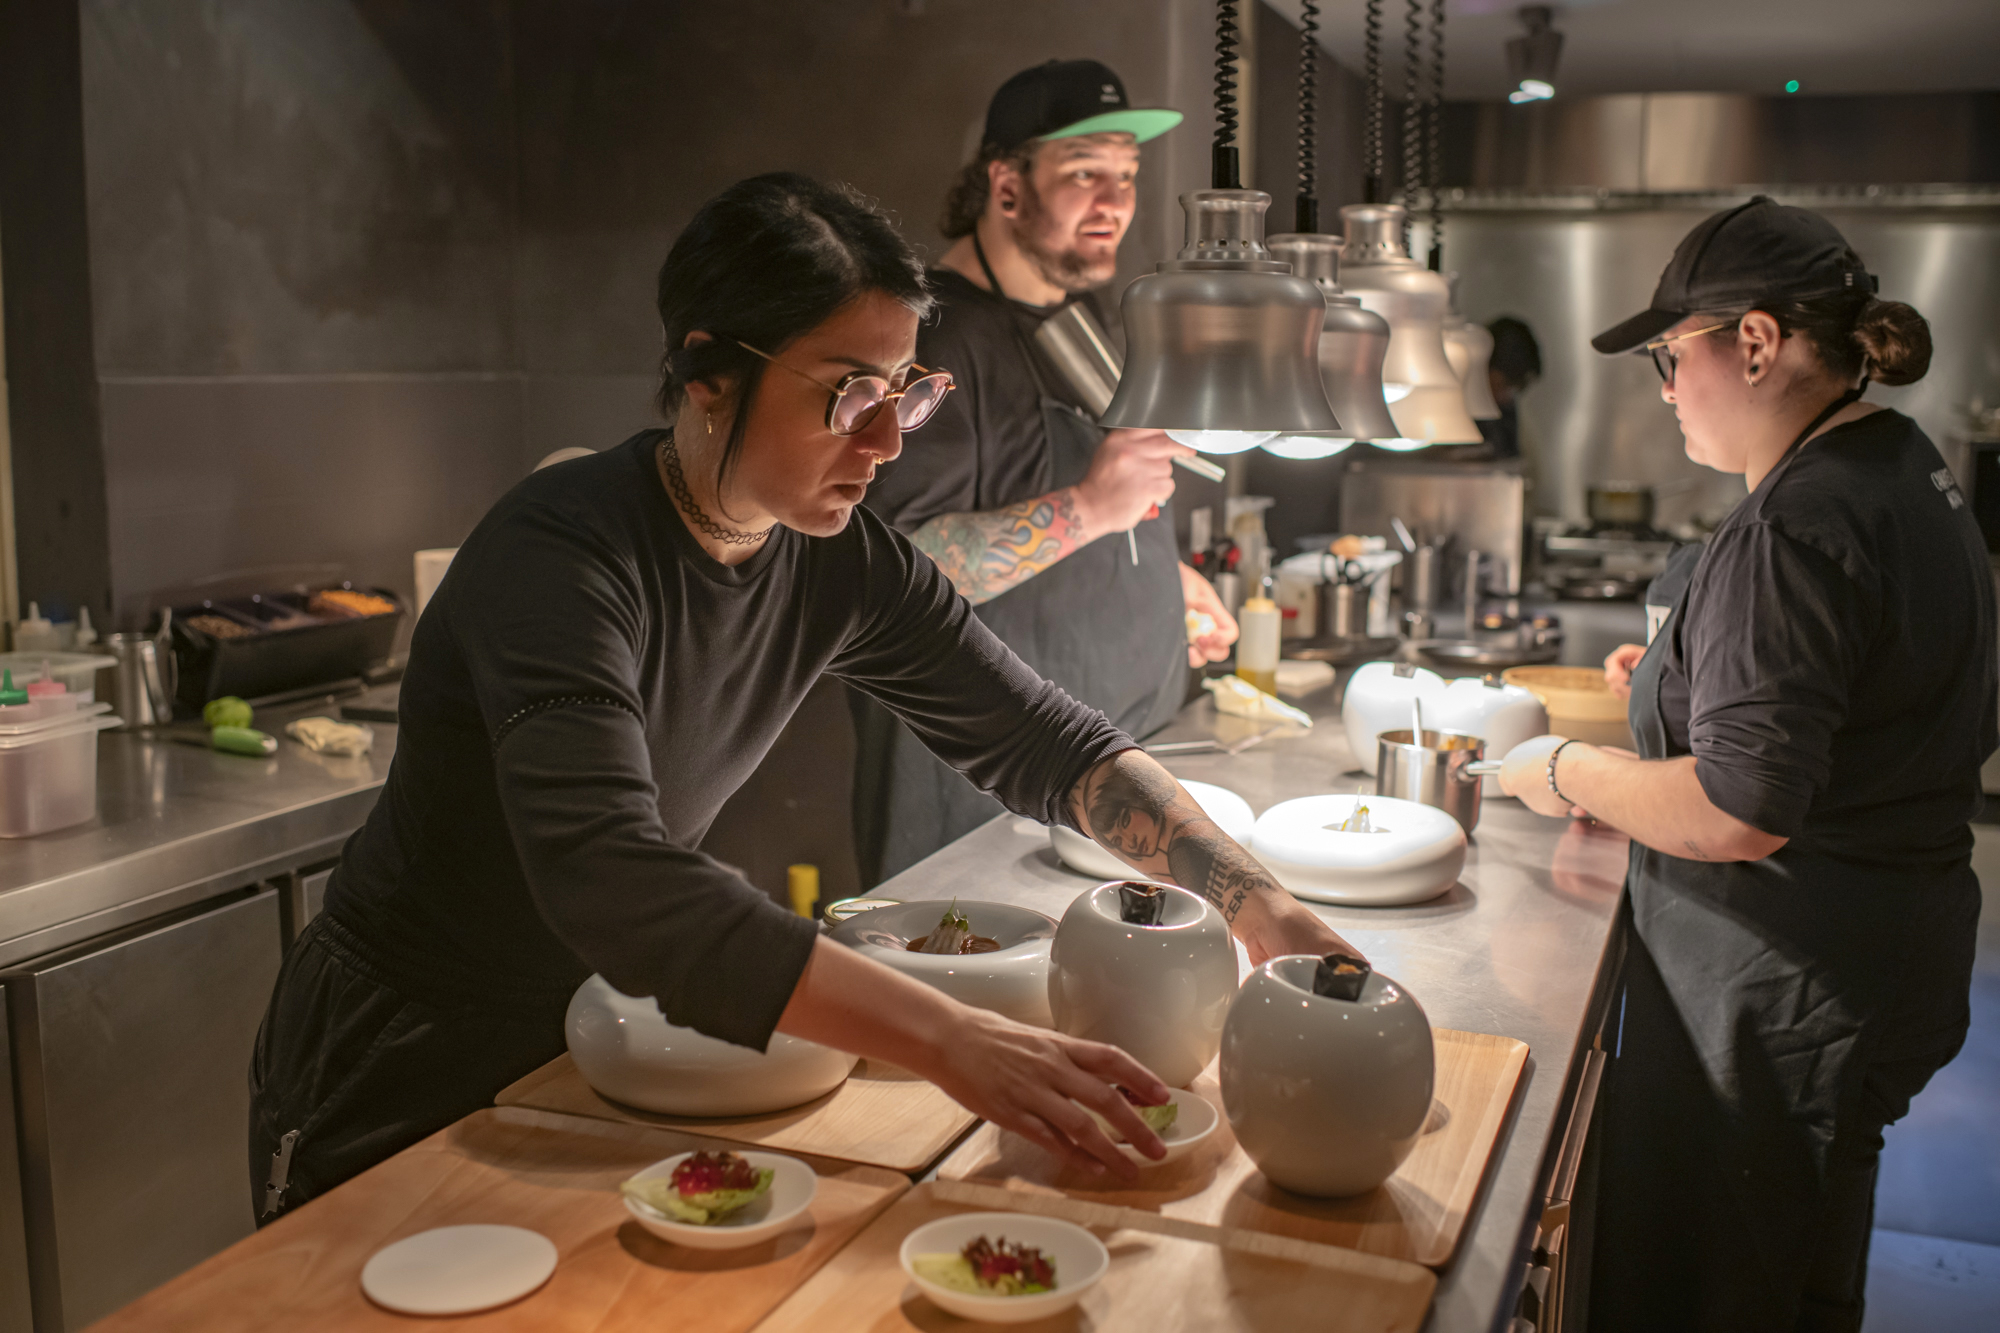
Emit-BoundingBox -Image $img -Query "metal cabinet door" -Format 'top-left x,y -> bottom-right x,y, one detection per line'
0,991 -> 33,1333
4,890 -> 280,1330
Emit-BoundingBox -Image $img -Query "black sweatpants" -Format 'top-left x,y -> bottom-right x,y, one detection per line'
247,915 -> 570,1223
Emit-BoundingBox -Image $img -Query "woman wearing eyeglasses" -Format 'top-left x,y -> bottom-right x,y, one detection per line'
248,172 -> 1349,1221
1499,198 -> 1994,1331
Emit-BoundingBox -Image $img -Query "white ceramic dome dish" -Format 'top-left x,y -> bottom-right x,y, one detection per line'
899,1211 -> 1109,1324
565,974 -> 857,1116
1431,676 -> 1549,797
621,1150 -> 817,1250
1341,661 -> 1445,776
1249,794 -> 1467,906
827,900 -> 1058,1027
1048,779 -> 1257,879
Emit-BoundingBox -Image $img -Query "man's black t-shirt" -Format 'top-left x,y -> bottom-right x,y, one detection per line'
324,432 -> 1132,1051
866,268 -> 1100,527
1659,409 -> 1997,862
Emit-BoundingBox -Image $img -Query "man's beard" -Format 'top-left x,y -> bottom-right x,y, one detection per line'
1011,178 -> 1118,294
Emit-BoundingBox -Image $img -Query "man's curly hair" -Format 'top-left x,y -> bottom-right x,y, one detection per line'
938,140 -> 1038,239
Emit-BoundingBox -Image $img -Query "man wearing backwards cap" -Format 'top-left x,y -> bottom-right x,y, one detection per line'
852,59 -> 1234,885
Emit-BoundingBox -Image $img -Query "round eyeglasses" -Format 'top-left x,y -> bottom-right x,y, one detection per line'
738,341 -> 955,436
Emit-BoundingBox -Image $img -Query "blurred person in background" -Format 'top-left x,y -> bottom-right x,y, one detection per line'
1481,315 -> 1541,460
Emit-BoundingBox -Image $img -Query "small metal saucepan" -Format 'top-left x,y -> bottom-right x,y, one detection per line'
1375,729 -> 1494,834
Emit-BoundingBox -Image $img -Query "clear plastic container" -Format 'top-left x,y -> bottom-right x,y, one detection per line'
0,652 -> 108,704
0,704 -> 120,838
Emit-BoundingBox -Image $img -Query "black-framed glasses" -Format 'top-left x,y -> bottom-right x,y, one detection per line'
1643,320 -> 1736,386
738,341 -> 955,436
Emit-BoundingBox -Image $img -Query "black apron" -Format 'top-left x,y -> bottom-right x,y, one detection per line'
850,251 -> 1187,886
1588,401 -> 1981,1333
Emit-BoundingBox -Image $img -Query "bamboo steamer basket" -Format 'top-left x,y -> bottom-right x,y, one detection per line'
1501,666 -> 1636,750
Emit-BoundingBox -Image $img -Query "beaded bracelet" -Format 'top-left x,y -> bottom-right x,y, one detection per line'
1547,739 -> 1579,806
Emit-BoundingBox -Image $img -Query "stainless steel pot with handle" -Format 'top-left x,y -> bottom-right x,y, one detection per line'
102,609 -> 177,729
1375,727 -> 1486,833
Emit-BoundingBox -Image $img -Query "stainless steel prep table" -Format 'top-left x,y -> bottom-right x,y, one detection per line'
0,702 -> 395,1332
872,683 -> 1630,1333
0,701 -> 395,970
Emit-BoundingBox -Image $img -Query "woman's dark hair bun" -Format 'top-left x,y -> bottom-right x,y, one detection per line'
1852,298 -> 1931,387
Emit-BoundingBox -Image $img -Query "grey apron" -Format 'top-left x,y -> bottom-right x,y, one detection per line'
850,264 -> 1187,887
1588,417 -> 1979,1332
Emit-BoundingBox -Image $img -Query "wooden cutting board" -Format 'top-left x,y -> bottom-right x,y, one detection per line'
88,1107 -> 907,1333
755,1182 -> 1436,1333
496,1053 -> 977,1175
937,1027 -> 1528,1269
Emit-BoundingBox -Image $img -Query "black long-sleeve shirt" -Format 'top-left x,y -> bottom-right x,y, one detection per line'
325,430 -> 1132,1049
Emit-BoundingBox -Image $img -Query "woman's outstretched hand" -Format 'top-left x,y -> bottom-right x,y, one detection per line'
776,937 -> 1169,1180
925,1006 -> 1171,1179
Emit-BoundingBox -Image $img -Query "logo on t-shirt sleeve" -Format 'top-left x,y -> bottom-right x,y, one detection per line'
1930,467 -> 1966,510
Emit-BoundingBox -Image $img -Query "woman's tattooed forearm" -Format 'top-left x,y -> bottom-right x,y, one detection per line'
1072,752 -> 1273,921
911,489 -> 1087,605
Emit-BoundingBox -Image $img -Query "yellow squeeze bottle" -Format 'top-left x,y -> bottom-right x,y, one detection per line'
787,864 -> 821,919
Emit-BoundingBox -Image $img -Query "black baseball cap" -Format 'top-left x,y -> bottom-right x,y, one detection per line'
1592,196 -> 1879,354
981,59 -> 1183,154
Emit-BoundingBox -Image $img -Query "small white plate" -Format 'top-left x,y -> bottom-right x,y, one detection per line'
359,1224 -> 556,1316
622,1151 -> 817,1250
900,1211 -> 1108,1324
1097,1087 -> 1220,1165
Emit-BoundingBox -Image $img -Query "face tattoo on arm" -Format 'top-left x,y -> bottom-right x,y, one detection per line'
1071,752 -> 1269,922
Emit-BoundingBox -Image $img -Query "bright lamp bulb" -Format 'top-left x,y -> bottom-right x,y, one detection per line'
1166,429 -> 1276,455
1262,435 -> 1355,460
1371,436 -> 1429,452
1511,79 -> 1554,103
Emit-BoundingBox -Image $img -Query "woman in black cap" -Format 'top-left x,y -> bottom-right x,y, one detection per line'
1500,197 -> 1995,1331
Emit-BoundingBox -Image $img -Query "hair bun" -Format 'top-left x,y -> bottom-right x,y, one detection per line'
1854,299 -> 1931,387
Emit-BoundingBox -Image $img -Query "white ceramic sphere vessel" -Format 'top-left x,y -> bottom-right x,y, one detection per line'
1432,676 -> 1549,797
827,900 -> 1058,1027
1341,661 -> 1445,777
1250,794 -> 1466,906
565,975 -> 857,1116
1221,957 -> 1435,1197
1049,780 -> 1256,879
1048,882 -> 1237,1087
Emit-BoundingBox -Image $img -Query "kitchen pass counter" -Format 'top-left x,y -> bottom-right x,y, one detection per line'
871,680 -> 1629,1332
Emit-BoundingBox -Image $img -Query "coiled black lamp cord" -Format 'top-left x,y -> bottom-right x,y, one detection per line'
1295,0 -> 1321,233
1363,0 -> 1384,203
1213,0 -> 1242,188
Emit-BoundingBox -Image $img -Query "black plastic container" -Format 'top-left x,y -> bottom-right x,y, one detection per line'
171,586 -> 403,714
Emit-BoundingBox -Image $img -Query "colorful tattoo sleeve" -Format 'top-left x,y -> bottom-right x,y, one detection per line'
910,488 -> 1089,606
1069,751 -> 1274,924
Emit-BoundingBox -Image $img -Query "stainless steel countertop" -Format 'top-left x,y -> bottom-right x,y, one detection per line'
0,697 -> 396,968
873,682 -> 1630,1333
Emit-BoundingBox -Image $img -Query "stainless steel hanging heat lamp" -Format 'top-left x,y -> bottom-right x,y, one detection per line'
1264,0 -> 1400,458
1335,0 -> 1481,447
1098,1 -> 1339,453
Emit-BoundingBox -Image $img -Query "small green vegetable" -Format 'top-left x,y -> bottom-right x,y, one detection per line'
210,725 -> 276,757
203,696 -> 253,728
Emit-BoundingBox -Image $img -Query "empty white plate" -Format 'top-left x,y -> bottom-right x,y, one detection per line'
360,1224 -> 557,1316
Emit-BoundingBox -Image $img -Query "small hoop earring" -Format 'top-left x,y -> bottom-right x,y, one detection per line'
705,411 -> 714,436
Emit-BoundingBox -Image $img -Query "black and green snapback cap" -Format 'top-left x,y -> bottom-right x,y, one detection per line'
982,59 -> 1183,152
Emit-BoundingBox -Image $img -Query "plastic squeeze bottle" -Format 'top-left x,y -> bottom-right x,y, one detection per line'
13,603 -> 58,654
1234,597 -> 1281,697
